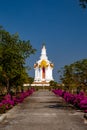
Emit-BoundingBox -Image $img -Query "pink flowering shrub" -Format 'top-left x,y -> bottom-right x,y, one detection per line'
79,98 -> 87,109
0,88 -> 35,113
52,89 -> 87,112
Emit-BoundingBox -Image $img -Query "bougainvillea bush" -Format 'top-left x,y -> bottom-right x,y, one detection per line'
52,89 -> 87,112
0,89 -> 34,114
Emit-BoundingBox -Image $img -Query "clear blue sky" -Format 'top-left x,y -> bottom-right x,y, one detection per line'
0,0 -> 87,82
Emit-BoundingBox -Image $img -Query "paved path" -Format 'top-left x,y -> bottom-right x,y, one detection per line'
0,90 -> 87,130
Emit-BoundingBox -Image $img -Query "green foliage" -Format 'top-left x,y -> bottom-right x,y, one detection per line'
58,59 -> 87,91
0,105 -> 6,114
49,80 -> 58,89
79,0 -> 87,8
0,26 -> 36,94
28,77 -> 34,84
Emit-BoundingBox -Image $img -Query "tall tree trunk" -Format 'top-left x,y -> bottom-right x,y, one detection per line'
6,78 -> 10,94
21,86 -> 24,93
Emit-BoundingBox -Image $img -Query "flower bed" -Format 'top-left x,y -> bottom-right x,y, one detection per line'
0,89 -> 35,114
52,89 -> 87,113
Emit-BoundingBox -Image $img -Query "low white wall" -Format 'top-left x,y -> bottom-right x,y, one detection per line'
23,83 -> 50,87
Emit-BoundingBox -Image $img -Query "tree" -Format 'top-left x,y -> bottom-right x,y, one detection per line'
58,59 -> 87,91
79,0 -> 87,8
49,80 -> 58,89
0,26 -> 36,94
28,77 -> 34,84
58,65 -> 74,90
27,77 -> 34,89
49,80 -> 55,86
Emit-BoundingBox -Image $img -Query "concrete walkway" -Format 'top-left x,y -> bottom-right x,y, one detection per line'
0,90 -> 87,130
